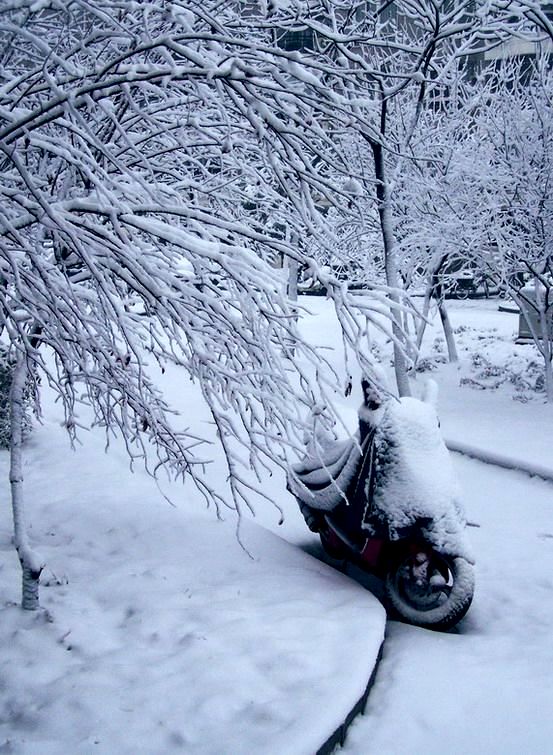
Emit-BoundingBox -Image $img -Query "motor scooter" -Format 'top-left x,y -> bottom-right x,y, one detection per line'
287,380 -> 475,631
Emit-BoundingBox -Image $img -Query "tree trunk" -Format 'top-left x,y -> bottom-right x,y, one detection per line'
415,284 -> 433,352
537,299 -> 553,402
284,255 -> 299,359
9,352 -> 43,610
437,300 -> 459,363
542,334 -> 553,402
371,142 -> 411,397
287,256 -> 299,303
402,309 -> 417,364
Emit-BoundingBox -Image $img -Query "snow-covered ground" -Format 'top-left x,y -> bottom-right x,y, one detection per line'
0,395 -> 384,755
338,298 -> 553,754
342,453 -> 553,754
1,296 -> 552,754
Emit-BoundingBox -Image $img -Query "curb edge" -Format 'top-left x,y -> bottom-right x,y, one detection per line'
316,640 -> 384,755
446,438 -> 553,483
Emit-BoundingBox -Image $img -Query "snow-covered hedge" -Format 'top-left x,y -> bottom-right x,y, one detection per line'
417,326 -> 546,402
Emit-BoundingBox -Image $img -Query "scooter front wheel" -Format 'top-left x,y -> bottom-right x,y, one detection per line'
385,546 -> 474,631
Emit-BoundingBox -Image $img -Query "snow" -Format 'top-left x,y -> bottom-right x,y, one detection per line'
370,396 -> 470,560
342,454 -> 553,755
341,298 -> 553,754
287,437 -> 362,511
2,296 -> 553,753
0,373 -> 384,754
428,300 -> 553,468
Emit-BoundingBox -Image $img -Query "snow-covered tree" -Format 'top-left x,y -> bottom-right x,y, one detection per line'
468,58 -> 553,398
0,0 -> 390,608
394,48 -> 553,397
283,1 -> 536,395
0,1 -> 544,608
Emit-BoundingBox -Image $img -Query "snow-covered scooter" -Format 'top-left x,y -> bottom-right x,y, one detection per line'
287,380 -> 475,631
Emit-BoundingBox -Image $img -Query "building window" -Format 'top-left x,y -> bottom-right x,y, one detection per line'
275,27 -> 315,52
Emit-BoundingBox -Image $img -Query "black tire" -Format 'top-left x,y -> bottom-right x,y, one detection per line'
385,546 -> 475,631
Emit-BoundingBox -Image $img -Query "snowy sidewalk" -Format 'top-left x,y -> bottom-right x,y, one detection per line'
428,300 -> 553,475
0,420 -> 386,755
436,365 -> 553,478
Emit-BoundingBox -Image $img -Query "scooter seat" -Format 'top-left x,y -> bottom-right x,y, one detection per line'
288,438 -> 363,511
292,438 -> 356,483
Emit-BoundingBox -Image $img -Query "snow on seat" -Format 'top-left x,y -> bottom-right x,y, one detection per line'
288,437 -> 363,511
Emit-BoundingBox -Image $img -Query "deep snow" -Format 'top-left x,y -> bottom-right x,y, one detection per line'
342,453 -> 553,755
1,296 -> 552,754
340,298 -> 553,754
0,412 -> 384,755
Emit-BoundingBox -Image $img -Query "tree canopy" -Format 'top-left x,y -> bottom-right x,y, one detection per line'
0,0 -> 546,495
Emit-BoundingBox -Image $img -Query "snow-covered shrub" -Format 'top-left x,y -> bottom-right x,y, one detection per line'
433,336 -> 446,353
415,354 -> 448,373
0,346 -> 33,448
421,324 -> 546,401
456,334 -> 545,400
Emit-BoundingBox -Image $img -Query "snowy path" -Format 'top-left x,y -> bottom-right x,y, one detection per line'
275,296 -> 553,753
340,454 -> 553,755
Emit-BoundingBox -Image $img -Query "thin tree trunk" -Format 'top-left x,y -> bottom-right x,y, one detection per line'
534,278 -> 553,401
287,256 -> 299,303
402,308 -> 417,364
9,352 -> 43,610
284,255 -> 299,359
371,142 -> 411,397
537,302 -> 553,402
415,284 -> 433,352
437,300 -> 459,363
544,353 -> 553,402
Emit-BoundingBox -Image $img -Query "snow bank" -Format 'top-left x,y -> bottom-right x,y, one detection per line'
446,437 -> 553,482
0,418 -> 384,754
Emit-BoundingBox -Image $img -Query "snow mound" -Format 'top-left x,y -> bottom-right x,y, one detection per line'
372,398 -> 472,560
0,421 -> 384,754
